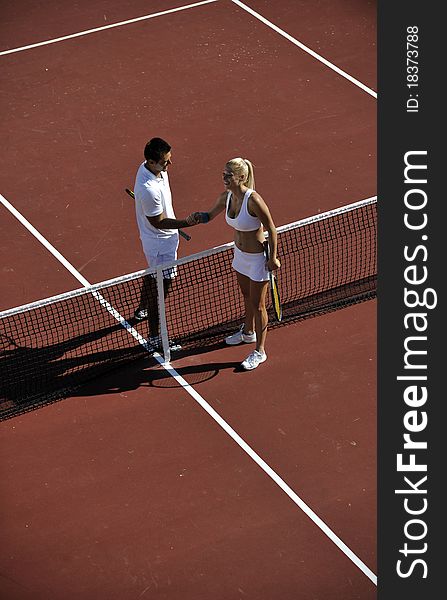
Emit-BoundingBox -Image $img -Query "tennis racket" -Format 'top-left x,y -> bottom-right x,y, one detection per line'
125,188 -> 191,241
264,242 -> 282,322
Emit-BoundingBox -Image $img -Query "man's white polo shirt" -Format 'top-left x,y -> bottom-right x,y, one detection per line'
134,162 -> 178,252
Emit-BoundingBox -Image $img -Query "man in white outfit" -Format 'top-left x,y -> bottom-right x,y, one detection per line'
133,137 -> 196,350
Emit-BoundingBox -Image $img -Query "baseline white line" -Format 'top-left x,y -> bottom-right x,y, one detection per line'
0,0 -> 218,56
231,0 -> 377,98
2,189 -> 377,584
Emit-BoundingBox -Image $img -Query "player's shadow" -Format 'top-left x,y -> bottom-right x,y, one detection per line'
74,336 -> 251,398
0,328 -> 246,420
75,356 -> 244,398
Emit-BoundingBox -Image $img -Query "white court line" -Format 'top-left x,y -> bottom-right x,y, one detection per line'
0,0 -> 218,56
231,0 -> 377,98
0,190 -> 377,585
1,0 -> 377,102
1,194 -> 90,287
163,364 -> 377,585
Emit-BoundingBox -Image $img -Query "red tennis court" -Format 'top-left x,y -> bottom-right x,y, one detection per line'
1,1 -> 376,598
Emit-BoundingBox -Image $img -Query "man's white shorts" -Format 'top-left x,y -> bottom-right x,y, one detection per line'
143,236 -> 179,279
232,246 -> 269,282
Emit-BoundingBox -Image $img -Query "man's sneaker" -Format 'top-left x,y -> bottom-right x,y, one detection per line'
167,339 -> 182,352
241,350 -> 267,371
148,336 -> 182,352
134,308 -> 149,321
225,325 -> 256,346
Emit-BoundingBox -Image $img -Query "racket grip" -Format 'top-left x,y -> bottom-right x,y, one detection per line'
263,241 -> 270,265
179,230 -> 191,241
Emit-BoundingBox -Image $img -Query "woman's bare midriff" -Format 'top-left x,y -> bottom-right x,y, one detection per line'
234,228 -> 265,253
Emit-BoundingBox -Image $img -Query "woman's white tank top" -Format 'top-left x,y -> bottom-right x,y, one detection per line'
225,189 -> 261,231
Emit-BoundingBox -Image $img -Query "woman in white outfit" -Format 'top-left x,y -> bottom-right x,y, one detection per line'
195,158 -> 281,370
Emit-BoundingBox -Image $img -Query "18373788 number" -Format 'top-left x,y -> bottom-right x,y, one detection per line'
406,26 -> 419,113
407,26 -> 419,87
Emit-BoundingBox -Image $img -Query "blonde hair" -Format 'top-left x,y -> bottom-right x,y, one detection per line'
226,157 -> 255,189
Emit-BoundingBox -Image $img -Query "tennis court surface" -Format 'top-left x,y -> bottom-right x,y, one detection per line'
1,1 -> 376,598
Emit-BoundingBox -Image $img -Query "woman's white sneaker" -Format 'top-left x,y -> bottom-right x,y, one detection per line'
225,325 -> 256,345
241,350 -> 267,370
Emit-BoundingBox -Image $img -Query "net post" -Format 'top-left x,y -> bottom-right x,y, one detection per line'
156,267 -> 171,363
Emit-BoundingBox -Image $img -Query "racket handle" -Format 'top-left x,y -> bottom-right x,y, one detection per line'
125,188 -> 191,241
179,229 -> 191,241
263,240 -> 271,267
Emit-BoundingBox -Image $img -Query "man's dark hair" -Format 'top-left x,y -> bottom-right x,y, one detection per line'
144,137 -> 171,162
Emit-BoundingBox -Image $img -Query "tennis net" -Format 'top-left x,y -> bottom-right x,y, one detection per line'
0,197 -> 376,419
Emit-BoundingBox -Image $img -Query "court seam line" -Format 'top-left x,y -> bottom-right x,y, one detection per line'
231,0 -> 377,99
0,0 -> 219,56
0,190 -> 377,586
